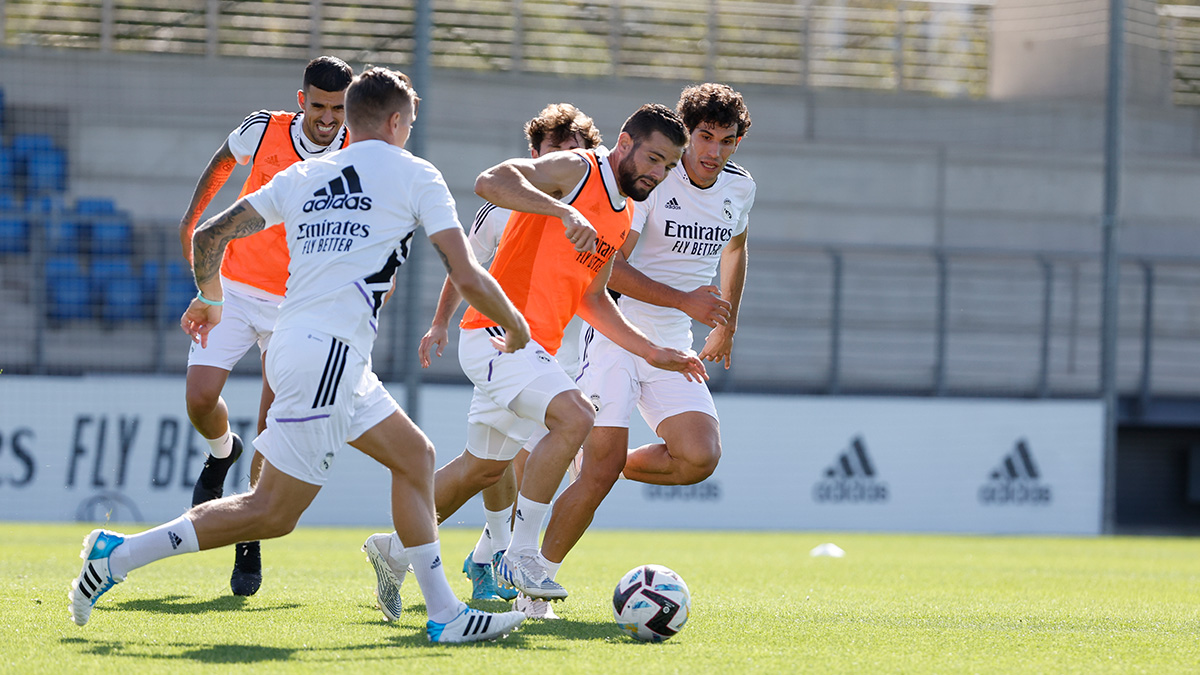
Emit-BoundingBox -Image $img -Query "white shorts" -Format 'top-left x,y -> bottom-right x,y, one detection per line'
458,327 -> 577,461
187,283 -> 281,370
254,327 -> 399,485
576,325 -> 717,432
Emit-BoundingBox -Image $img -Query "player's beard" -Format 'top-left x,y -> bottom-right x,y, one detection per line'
617,152 -> 657,202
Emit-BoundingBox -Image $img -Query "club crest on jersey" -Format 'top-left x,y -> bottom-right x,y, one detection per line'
303,165 -> 373,213
722,198 -> 734,222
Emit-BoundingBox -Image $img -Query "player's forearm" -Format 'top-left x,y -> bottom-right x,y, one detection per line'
721,242 -> 748,331
577,293 -> 657,361
431,275 -> 464,328
180,145 -> 238,261
608,254 -> 686,309
192,200 -> 266,289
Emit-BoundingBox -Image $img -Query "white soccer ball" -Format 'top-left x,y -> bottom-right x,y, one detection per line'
612,564 -> 691,642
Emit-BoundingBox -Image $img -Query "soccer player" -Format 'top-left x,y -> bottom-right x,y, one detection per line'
539,82 -> 755,579
416,103 -> 602,618
360,103 -> 706,614
179,55 -> 353,596
70,67 -> 530,644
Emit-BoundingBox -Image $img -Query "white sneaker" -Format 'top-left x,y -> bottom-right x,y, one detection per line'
68,529 -> 126,626
567,448 -> 584,484
362,533 -> 407,622
426,605 -> 525,643
515,592 -> 561,620
495,551 -> 568,600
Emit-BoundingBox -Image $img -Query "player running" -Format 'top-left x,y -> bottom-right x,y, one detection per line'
540,82 -> 755,585
70,67 -> 529,644
179,56 -> 353,597
416,102 -> 602,619
360,103 -> 706,617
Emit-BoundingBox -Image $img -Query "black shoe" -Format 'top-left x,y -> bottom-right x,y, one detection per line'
191,434 -> 244,507
231,541 -> 262,596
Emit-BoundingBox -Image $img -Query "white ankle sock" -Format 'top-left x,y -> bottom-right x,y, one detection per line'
485,507 -> 512,553
405,540 -> 461,623
108,516 -> 199,579
538,552 -> 562,581
205,429 -> 233,459
386,531 -> 411,573
509,495 -> 551,555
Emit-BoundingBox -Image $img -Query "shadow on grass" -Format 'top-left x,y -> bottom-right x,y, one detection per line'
103,594 -> 300,616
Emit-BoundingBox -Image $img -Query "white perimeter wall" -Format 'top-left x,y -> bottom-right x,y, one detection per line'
0,375 -> 1103,534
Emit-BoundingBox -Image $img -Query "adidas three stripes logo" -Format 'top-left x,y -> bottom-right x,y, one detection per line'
312,338 -> 350,409
461,613 -> 493,637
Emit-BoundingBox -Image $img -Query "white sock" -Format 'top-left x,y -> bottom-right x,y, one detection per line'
108,516 -> 199,579
509,494 -> 551,555
485,507 -> 512,553
471,526 -> 492,565
538,551 -> 562,581
387,531 -> 411,572
205,428 -> 234,459
406,540 -> 462,623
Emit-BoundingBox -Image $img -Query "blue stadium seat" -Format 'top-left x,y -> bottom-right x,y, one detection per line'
12,134 -> 54,160
92,257 -> 144,322
142,258 -> 196,319
46,216 -> 87,254
0,211 -> 29,254
45,255 -> 91,320
0,147 -> 14,192
89,214 -> 133,256
75,197 -> 116,214
26,148 -> 67,193
25,192 -> 63,214
0,192 -> 18,211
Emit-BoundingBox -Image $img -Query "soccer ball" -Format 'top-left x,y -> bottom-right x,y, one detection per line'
612,564 -> 691,642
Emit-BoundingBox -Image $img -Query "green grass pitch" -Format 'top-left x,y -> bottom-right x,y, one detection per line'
2,522 -> 1198,673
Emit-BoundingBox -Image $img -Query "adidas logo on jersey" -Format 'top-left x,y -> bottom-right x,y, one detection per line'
303,165 -> 372,213
978,439 -> 1053,505
812,436 -> 889,503
664,197 -> 682,210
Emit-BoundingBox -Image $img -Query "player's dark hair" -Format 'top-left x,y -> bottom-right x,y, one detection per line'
345,67 -> 420,133
525,103 -> 603,153
620,103 -> 688,149
303,56 -> 353,93
677,82 -> 751,138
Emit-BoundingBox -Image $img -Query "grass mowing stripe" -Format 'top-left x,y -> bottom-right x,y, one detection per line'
2,523 -> 1197,673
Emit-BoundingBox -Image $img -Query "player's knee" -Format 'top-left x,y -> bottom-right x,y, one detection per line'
678,446 -> 720,485
184,384 -> 221,417
255,503 -> 302,538
549,394 -> 594,443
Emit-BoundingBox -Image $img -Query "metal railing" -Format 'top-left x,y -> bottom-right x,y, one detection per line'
5,219 -> 1200,405
1,0 -> 992,97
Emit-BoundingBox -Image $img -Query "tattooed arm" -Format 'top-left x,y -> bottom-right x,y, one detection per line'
179,140 -> 238,264
426,228 -> 529,354
181,199 -> 267,347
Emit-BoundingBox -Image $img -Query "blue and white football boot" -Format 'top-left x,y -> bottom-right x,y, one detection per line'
462,551 -> 518,601
68,529 -> 126,626
426,604 -> 525,644
362,533 -> 406,622
494,551 -> 568,601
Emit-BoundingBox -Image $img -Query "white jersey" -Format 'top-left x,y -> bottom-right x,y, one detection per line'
468,201 -> 585,376
245,139 -> 460,356
621,160 -> 756,347
227,110 -> 349,165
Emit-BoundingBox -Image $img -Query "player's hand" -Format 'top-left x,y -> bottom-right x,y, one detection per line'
419,323 -> 450,368
180,299 -> 222,348
561,207 -> 597,253
697,324 -> 735,370
645,347 -> 708,383
680,285 -> 731,327
489,316 -> 531,354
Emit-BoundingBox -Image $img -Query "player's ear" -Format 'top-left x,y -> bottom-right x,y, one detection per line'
296,89 -> 306,110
